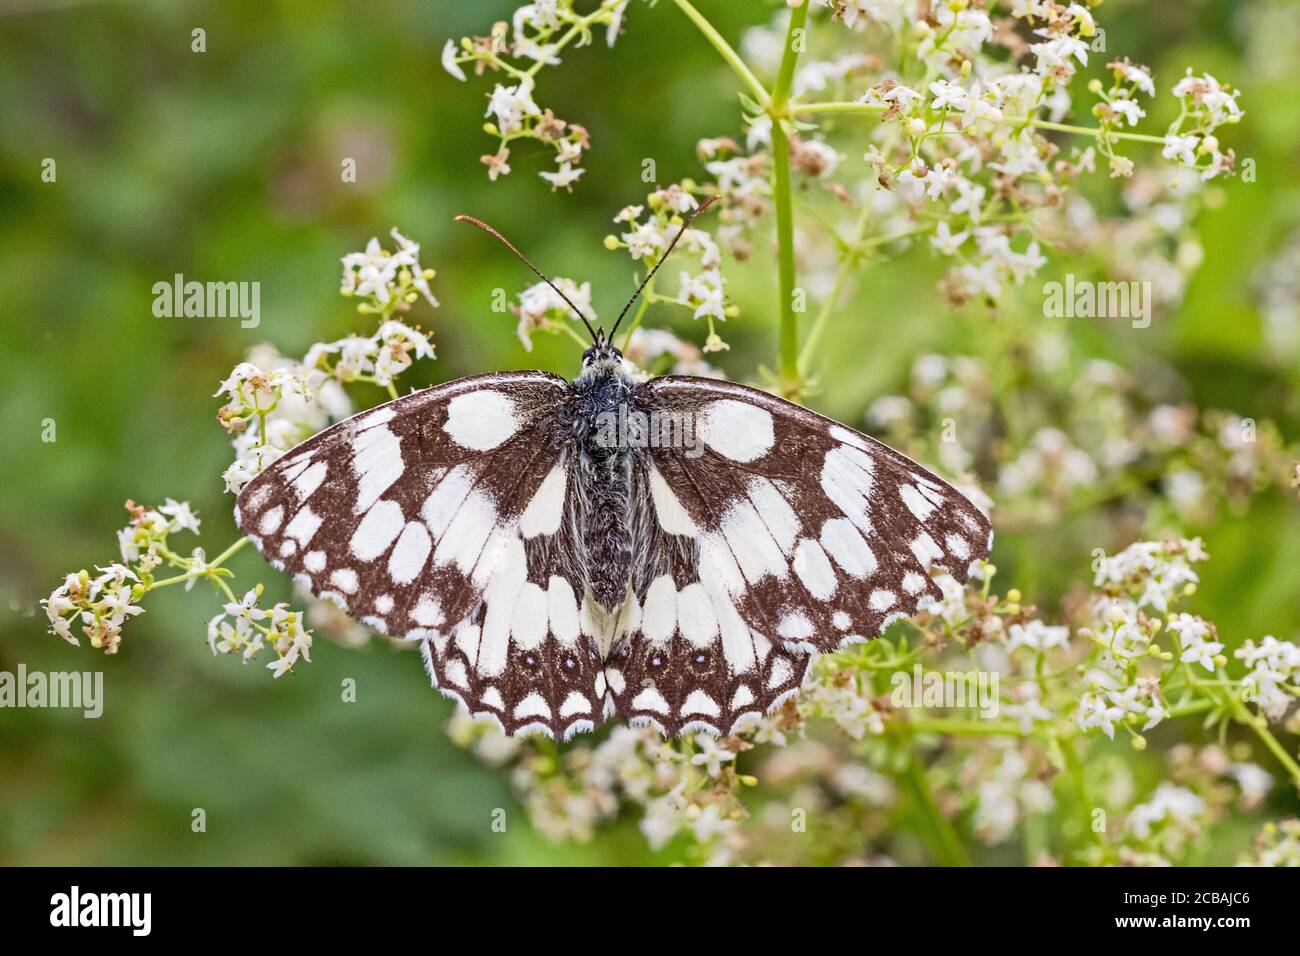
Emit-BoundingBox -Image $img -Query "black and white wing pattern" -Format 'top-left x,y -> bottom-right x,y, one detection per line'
418,472 -> 612,740
601,454 -> 811,736
235,371 -> 602,738
605,375 -> 992,736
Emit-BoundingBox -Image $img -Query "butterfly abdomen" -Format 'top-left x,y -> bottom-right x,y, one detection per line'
571,369 -> 640,612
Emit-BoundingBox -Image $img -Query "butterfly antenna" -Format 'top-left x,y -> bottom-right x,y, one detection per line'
454,214 -> 600,344
607,194 -> 719,344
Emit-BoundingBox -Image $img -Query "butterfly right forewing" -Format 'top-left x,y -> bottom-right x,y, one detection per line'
640,375 -> 992,656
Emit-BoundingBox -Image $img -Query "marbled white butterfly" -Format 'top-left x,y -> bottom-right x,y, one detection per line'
235,200 -> 992,739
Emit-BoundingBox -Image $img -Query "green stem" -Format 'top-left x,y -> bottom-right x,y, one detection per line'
904,751 -> 970,866
769,0 -> 806,108
798,223 -> 931,373
1228,692 -> 1300,787
771,123 -> 798,386
620,282 -> 653,351
1058,732 -> 1105,848
767,1 -> 808,388
794,101 -> 888,116
671,0 -> 769,106
1009,116 -> 1168,145
208,536 -> 251,568
148,536 -> 251,591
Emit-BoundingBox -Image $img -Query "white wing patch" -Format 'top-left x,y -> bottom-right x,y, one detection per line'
519,463 -> 567,538
443,390 -> 520,450
700,399 -> 775,463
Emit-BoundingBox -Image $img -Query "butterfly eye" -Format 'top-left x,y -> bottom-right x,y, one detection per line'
521,651 -> 541,671
646,651 -> 666,670
563,655 -> 578,671
690,650 -> 711,670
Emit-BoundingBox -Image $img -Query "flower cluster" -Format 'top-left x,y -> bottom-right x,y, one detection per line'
604,183 -> 732,350
1242,819 -> 1300,866
41,497 -> 214,654
42,564 -> 143,654
340,228 -> 438,315
207,586 -> 315,678
1161,70 -> 1243,181
621,327 -> 723,380
218,231 -> 438,494
511,276 -> 596,351
441,1 -> 638,188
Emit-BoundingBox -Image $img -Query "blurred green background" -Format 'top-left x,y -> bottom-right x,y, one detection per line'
1,0 -> 1298,864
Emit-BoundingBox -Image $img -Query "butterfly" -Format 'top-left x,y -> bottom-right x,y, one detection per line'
235,198 -> 992,740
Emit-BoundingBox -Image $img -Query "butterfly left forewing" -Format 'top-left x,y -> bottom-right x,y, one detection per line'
638,375 -> 993,657
235,370 -> 569,639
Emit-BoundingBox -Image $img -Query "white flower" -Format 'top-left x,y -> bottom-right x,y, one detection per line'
441,39 -> 466,82
862,80 -> 924,113
539,161 -> 585,191
1110,98 -> 1146,127
894,160 -> 933,203
1030,33 -> 1088,76
485,79 -> 541,135
340,238 -> 401,304
622,220 -> 665,260
929,221 -> 969,256
1076,691 -> 1126,738
389,228 -> 438,307
677,268 -> 726,322
1120,63 -> 1155,97
159,498 -> 201,535
1126,784 -> 1205,840
640,791 -> 684,850
960,83 -> 1002,128
1168,617 -> 1222,671
514,277 -> 596,350
690,735 -> 735,777
224,589 -> 267,627
1006,620 -> 1070,653
1162,134 -> 1200,167
929,79 -> 969,112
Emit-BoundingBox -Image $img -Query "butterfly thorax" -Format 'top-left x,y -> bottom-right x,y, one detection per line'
569,364 -> 639,613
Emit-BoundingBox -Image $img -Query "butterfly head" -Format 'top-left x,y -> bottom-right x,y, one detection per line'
581,332 -> 624,374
